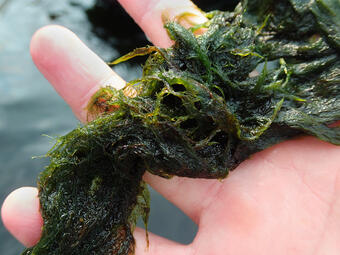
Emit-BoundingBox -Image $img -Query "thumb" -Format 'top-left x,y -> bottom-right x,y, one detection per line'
1,187 -> 43,247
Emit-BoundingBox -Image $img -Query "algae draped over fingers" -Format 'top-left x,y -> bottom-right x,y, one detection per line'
23,0 -> 340,254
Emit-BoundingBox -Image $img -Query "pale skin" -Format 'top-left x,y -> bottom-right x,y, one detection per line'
2,0 -> 340,254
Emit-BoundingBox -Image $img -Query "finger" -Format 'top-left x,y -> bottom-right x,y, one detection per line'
1,188 -> 191,254
1,187 -> 43,247
30,25 -> 126,123
117,0 -> 208,47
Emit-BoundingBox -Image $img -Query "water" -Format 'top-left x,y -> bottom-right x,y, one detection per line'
0,0 -> 199,254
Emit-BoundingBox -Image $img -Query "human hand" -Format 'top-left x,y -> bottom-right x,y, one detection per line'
2,0 -> 340,254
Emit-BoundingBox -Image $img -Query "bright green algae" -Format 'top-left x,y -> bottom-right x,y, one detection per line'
23,0 -> 340,254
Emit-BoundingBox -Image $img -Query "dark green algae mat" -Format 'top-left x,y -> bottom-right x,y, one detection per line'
23,0 -> 340,254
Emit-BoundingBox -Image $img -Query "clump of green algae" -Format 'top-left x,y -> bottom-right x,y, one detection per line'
23,0 -> 340,254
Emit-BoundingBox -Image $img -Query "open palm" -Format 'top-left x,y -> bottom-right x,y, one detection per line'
2,1 -> 340,254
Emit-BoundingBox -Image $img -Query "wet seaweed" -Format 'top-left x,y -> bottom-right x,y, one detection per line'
23,0 -> 339,254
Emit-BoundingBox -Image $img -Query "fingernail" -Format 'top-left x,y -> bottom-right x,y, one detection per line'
161,4 -> 208,34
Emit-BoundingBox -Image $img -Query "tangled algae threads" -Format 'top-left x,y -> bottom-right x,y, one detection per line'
23,0 -> 340,254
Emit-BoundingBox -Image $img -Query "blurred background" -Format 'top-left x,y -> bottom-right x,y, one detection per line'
0,0 -> 238,253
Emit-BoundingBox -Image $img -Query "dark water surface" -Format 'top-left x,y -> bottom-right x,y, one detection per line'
0,0 -> 201,254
